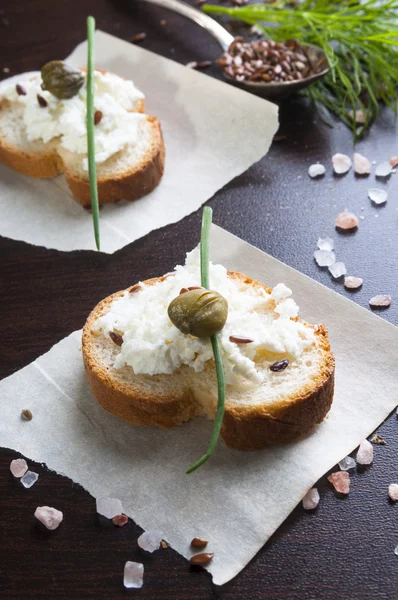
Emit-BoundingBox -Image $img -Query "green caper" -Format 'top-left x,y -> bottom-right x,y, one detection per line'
168,288 -> 228,338
41,61 -> 84,99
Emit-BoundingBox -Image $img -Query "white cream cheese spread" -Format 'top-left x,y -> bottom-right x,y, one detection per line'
1,70 -> 145,170
95,247 -> 316,389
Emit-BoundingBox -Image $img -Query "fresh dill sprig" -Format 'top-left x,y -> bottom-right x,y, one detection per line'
203,0 -> 398,138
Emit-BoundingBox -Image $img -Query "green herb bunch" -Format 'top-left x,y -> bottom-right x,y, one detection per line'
204,0 -> 398,137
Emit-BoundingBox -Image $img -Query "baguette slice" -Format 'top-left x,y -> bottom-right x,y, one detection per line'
0,72 -> 164,206
82,272 -> 335,450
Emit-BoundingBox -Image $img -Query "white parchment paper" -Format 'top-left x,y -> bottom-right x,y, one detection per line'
1,225 -> 398,585
0,31 -> 278,253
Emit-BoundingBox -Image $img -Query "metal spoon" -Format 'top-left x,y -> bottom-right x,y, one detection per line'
138,0 -> 329,99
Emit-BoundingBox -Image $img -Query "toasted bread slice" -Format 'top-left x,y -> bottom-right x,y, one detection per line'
82,272 -> 335,450
0,72 -> 164,206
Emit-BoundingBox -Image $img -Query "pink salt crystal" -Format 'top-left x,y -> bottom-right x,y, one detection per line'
390,156 -> 398,168
335,211 -> 359,230
302,488 -> 320,510
344,276 -> 363,290
10,458 -> 28,478
112,514 -> 128,527
353,153 -> 371,175
388,484 -> 398,502
328,471 -> 350,495
34,506 -> 63,530
356,439 -> 374,465
369,295 -> 392,308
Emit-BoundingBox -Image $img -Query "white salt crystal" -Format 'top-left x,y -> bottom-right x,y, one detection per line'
137,529 -> 163,553
388,484 -> 398,502
124,561 -> 144,589
317,237 -> 334,251
20,470 -> 39,488
332,153 -> 352,175
395,545 -> 398,556
375,162 -> 392,177
314,250 -> 336,267
96,497 -> 123,519
34,506 -> 63,530
368,188 -> 388,205
338,456 -> 356,471
329,262 -> 347,278
369,295 -> 392,308
302,488 -> 320,510
356,439 -> 374,465
10,458 -> 28,478
344,276 -> 363,290
354,153 -> 371,175
308,163 -> 326,178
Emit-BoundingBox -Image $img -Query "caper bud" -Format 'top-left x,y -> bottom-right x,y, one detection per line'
41,60 -> 84,99
168,288 -> 228,338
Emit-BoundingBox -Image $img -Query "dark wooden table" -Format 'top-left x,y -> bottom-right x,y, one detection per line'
1,1 -> 398,598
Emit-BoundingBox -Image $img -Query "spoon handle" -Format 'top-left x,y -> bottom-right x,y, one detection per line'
139,0 -> 234,51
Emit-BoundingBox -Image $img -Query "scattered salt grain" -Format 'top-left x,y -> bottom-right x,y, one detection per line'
369,295 -> 392,309
314,250 -> 336,267
20,470 -> 39,488
34,506 -> 63,530
10,458 -> 28,478
302,488 -> 320,510
368,188 -> 388,205
328,471 -> 350,495
348,109 -> 366,124
359,215 -> 365,220
344,276 -> 363,290
335,211 -> 359,230
375,162 -> 392,178
124,561 -> 144,589
308,163 -> 326,178
354,153 -> 371,175
96,497 -> 123,519
395,545 -> 398,556
332,153 -> 352,175
356,439 -> 373,465
388,484 -> 398,502
137,529 -> 163,553
390,156 -> 398,168
317,237 -> 334,251
329,262 -> 347,279
338,456 -> 356,471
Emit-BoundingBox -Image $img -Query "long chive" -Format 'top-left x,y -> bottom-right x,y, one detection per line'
187,206 -> 226,474
86,16 -> 100,251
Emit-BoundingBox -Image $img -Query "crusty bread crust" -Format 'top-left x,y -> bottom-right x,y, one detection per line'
82,272 -> 335,450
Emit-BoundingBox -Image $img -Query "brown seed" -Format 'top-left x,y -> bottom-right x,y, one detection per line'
109,331 -> 123,346
21,409 -> 33,421
160,19 -> 167,25
180,288 -> 189,295
273,135 -> 287,142
189,552 -> 214,566
94,110 -> 103,125
191,537 -> 208,549
112,514 -> 128,527
270,359 -> 289,372
160,540 -> 168,548
129,284 -> 141,294
3,67 -> 10,74
37,94 -> 48,107
229,335 -> 254,344
16,83 -> 26,96
131,32 -> 147,43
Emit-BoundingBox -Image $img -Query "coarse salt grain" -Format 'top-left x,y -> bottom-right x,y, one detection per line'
344,276 -> 363,290
354,153 -> 371,175
329,262 -> 347,279
317,237 -> 334,252
96,497 -> 123,519
34,506 -> 63,530
302,488 -> 320,510
314,250 -> 336,267
338,456 -> 356,471
328,471 -> 350,495
356,439 -> 373,465
335,211 -> 359,230
368,188 -> 388,205
20,470 -> 39,488
308,163 -> 326,178
124,561 -> 144,589
369,295 -> 392,308
332,153 -> 352,175
395,545 -> 398,556
375,162 -> 392,178
112,514 -> 128,527
388,484 -> 398,502
390,156 -> 398,168
10,458 -> 28,478
137,529 -> 163,553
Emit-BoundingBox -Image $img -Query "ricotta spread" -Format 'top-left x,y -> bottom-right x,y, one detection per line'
2,70 -> 145,170
95,247 -> 316,389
